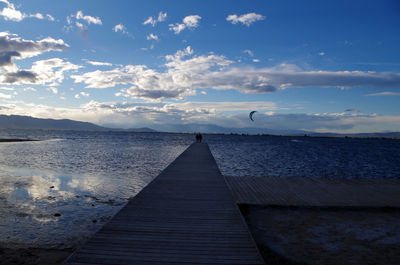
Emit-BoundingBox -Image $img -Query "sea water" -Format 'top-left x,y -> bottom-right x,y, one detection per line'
0,130 -> 399,248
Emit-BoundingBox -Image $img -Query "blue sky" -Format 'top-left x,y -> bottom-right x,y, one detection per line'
0,0 -> 399,132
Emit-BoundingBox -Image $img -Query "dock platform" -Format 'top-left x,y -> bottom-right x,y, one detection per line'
64,143 -> 264,265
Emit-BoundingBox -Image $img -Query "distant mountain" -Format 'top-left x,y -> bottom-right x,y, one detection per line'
156,123 -> 307,135
0,115 -> 398,138
0,115 -> 109,131
0,114 -> 158,132
126,127 -> 157,133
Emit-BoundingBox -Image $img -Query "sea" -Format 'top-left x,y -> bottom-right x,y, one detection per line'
0,129 -> 399,248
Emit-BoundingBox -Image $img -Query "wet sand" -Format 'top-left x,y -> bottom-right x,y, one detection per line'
242,205 -> 400,265
0,247 -> 73,265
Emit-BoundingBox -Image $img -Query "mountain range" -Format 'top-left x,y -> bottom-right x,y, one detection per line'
0,114 -> 399,138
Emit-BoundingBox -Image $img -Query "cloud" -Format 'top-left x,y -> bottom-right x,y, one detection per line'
226,12 -> 265,26
146,33 -> 159,41
0,0 -> 54,22
2,70 -> 37,83
74,91 -> 90,99
0,51 -> 19,67
113,24 -> 128,34
143,11 -> 167,27
75,10 -> 101,25
2,99 -> 400,133
345,108 -> 360,112
318,52 -> 325,56
1,58 -> 81,86
243,50 -> 254,57
71,46 -> 400,101
85,60 -> 112,66
366,91 -> 400,96
47,86 -> 58,94
66,10 -> 102,32
0,91 -> 13,98
253,59 -> 260,63
0,32 -> 68,68
169,15 -> 201,34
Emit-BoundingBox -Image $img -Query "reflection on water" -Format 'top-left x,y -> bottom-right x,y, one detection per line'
0,130 -> 192,248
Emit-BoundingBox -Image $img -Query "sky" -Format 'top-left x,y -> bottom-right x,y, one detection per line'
0,0 -> 400,133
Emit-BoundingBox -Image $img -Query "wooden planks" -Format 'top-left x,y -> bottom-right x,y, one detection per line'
225,176 -> 400,207
64,143 -> 264,265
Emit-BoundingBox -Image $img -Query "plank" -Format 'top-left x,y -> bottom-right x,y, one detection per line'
64,143 -> 264,265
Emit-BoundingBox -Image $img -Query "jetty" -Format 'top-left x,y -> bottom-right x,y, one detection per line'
64,143 -> 264,265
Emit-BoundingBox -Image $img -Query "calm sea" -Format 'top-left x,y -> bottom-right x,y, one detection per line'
0,130 -> 399,248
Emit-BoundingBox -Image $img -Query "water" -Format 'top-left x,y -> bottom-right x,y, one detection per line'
0,130 -> 399,248
207,134 -> 400,179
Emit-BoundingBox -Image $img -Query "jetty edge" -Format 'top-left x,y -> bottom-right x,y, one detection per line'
64,142 -> 264,264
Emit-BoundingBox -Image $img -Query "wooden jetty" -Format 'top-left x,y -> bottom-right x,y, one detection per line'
64,143 -> 264,265
225,176 -> 400,207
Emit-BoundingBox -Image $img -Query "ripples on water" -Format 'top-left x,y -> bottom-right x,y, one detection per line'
0,130 -> 399,248
208,134 -> 400,178
0,130 -> 192,248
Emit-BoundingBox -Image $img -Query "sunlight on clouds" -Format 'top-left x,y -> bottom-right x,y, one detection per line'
0,0 -> 54,22
169,15 -> 201,34
71,46 -> 400,101
143,11 -> 167,27
226,12 -> 265,26
113,24 -> 128,35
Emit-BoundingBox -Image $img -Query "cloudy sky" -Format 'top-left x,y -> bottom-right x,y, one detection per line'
0,0 -> 399,133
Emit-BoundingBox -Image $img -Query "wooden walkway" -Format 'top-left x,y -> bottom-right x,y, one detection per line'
225,176 -> 400,207
64,143 -> 264,265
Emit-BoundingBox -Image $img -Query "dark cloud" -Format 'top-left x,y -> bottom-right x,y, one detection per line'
3,70 -> 37,83
345,108 -> 360,112
0,33 -> 68,62
0,51 -> 20,66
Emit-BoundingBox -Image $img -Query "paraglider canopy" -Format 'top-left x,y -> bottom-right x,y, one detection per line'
249,111 -> 257,121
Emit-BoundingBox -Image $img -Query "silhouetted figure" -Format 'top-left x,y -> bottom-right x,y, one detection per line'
195,133 -> 203,143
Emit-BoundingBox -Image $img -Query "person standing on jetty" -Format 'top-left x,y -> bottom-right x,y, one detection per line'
195,133 -> 203,143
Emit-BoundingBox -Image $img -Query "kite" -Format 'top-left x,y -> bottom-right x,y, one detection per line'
249,111 -> 257,121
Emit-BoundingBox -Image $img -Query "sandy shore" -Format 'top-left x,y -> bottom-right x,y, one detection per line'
0,247 -> 73,265
243,205 -> 400,265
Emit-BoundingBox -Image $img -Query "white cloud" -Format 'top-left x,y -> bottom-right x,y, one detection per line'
169,15 -> 201,34
226,12 -> 265,26
143,11 -> 167,27
66,10 -> 102,32
146,33 -> 159,41
319,52 -> 325,56
113,24 -> 128,34
243,50 -> 254,57
23,86 -> 36,91
0,91 -> 12,98
47,86 -> 58,94
253,59 -> 260,63
74,91 -> 90,99
85,60 -> 112,66
71,47 -> 400,101
75,10 -> 101,25
1,58 -> 82,86
0,0 -> 54,22
366,91 -> 400,96
0,86 -> 13,90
